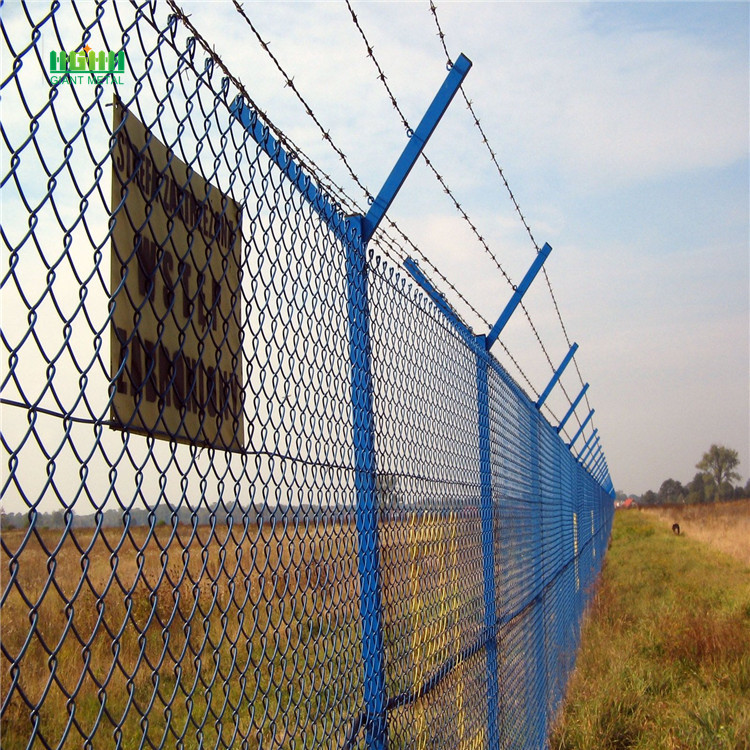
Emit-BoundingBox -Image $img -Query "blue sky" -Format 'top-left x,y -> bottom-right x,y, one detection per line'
2,0 -> 747,500
174,0 -> 748,494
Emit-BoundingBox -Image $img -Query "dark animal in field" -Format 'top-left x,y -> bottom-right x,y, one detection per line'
672,523 -> 680,535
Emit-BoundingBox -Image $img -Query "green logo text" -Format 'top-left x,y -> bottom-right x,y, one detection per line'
49,47 -> 125,85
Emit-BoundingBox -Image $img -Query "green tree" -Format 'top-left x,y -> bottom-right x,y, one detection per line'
696,444 -> 741,502
685,472 -> 706,504
642,490 -> 657,506
657,478 -> 685,504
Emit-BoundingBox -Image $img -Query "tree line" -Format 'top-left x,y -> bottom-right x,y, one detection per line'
619,444 -> 748,506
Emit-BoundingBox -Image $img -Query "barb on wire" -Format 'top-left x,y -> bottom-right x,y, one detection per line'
179,0 -> 553,412
427,0 -> 596,425
220,0 -> 502,337
166,0 -> 363,218
228,0 -> 374,206
345,0 -> 556,375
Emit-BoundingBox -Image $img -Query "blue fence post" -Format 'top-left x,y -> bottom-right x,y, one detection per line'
536,343 -> 578,410
585,444 -> 603,473
568,408 -> 594,450
361,54 -> 472,243
556,383 -> 589,435
346,217 -> 388,749
577,430 -> 599,463
530,408 -> 547,745
591,452 -> 607,482
475,336 -> 500,748
486,243 -> 552,350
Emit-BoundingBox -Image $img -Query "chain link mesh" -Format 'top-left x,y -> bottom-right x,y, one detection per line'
2,2 -> 613,748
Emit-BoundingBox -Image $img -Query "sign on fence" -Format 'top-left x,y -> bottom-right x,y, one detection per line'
109,100 -> 244,450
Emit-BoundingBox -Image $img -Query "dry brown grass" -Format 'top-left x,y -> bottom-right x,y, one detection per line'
0,520 -> 362,749
0,512 -> 483,748
642,498 -> 750,567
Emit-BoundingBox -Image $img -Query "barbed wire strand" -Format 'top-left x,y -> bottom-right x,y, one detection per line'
164,3 -> 366,215
342,1 -> 563,381
222,0 -> 543,392
171,1 -> 557,417
344,2 -> 570,389
426,0 -> 600,434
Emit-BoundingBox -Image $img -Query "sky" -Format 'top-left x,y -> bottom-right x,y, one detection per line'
173,0 -> 749,495
2,1 -> 748,503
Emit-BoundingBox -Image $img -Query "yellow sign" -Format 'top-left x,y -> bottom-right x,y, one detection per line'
110,100 -> 243,450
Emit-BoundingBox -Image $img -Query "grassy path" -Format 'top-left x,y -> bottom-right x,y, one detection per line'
550,510 -> 750,750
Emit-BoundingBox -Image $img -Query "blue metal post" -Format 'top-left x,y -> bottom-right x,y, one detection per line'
584,445 -> 602,474
588,441 -> 604,467
346,217 -> 388,749
536,343 -> 578,410
362,54 -> 472,243
588,456 -> 604,484
406,254 -> 501,747
486,243 -> 552,350
529,407 -> 547,747
568,409 -> 594,449
475,335 -> 500,747
577,430 -> 599,463
591,452 -> 607,481
587,449 -> 603,476
557,383 -> 588,435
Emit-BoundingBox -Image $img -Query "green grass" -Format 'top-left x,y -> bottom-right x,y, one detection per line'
550,511 -> 750,750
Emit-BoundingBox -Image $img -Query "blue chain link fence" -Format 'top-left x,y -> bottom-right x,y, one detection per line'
1,2 -> 614,747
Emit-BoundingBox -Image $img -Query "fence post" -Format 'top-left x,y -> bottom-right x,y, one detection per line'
346,217 -> 388,749
568,408 -> 594,449
486,243 -> 552,350
536,343 -> 578,410
475,336 -> 500,747
577,430 -> 599,464
556,383 -> 589,435
530,409 -> 548,745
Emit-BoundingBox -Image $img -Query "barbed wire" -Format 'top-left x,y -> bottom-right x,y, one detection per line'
165,2 -> 441,285
170,0 -> 563,427
343,0 -> 560,378
164,2 -> 363,215
426,0 -> 597,427
223,0 -> 545,379
227,0 -> 374,204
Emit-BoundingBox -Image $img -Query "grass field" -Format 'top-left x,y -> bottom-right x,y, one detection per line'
550,507 -> 750,749
0,513 -> 486,748
0,521 -> 364,749
644,499 -> 750,567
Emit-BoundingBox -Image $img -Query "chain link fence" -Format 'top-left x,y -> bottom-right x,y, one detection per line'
1,2 -> 613,748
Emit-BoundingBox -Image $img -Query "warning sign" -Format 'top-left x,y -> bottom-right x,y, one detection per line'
110,100 -> 243,450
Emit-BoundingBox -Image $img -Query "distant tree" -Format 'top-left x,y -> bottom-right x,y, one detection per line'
642,490 -> 657,506
696,445 -> 741,502
658,478 -> 685,504
685,472 -> 706,504
0,508 -> 14,531
718,482 -> 735,501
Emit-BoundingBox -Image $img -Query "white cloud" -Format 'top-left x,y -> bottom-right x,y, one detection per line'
429,2 -> 749,191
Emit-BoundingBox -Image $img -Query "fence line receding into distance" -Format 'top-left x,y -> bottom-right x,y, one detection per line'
1,2 -> 614,748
